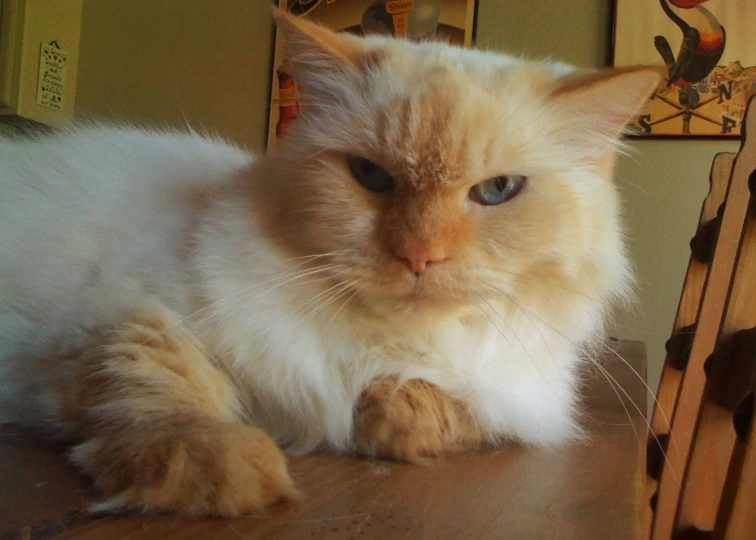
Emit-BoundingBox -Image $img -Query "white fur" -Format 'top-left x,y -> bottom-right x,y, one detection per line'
0,41 -> 643,451
0,123 -> 601,448
194,190 -> 597,451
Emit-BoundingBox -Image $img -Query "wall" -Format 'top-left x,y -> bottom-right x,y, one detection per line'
476,0 -> 740,398
0,0 -> 83,125
76,0 -> 274,151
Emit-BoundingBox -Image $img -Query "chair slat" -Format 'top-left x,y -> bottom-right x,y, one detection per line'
650,94 -> 756,539
677,195 -> 756,532
643,152 -> 735,538
715,380 -> 756,539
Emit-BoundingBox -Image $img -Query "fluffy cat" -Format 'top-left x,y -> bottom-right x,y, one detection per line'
0,11 -> 661,517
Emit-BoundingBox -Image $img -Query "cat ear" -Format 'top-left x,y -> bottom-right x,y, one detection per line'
271,8 -> 368,106
549,66 -> 664,155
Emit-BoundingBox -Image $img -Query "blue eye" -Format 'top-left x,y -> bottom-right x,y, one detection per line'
348,156 -> 395,193
470,175 -> 526,205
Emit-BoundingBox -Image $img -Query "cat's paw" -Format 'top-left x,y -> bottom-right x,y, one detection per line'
353,377 -> 464,464
71,416 -> 301,517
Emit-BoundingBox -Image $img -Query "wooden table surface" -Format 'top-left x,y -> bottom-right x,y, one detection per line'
0,340 -> 647,540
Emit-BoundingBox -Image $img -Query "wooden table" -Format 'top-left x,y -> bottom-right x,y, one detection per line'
0,340 -> 647,540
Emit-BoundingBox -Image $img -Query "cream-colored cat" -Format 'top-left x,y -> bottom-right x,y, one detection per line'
0,11 -> 661,516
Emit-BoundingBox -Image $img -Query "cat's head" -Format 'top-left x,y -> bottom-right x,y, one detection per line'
256,10 -> 661,317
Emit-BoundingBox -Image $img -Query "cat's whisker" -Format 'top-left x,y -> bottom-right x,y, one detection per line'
584,355 -> 641,444
301,146 -> 336,164
477,299 -> 530,357
319,284 -> 362,340
200,274 -> 362,368
186,262 -> 345,328
484,282 -> 683,487
607,323 -> 694,337
300,280 -> 360,326
287,274 -> 357,317
202,266 -> 354,334
276,249 -> 355,264
548,284 -> 605,304
127,255 -> 350,347
583,350 -> 682,488
518,300 -> 567,381
591,340 -> 681,458
234,278 -> 360,381
617,176 -> 654,197
487,281 -> 677,437
474,303 -> 518,352
478,293 -> 560,357
230,275 -> 354,347
476,298 -> 562,399
473,269 -> 610,308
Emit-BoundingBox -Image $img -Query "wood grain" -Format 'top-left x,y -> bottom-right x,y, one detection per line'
0,428 -> 92,540
716,387 -> 756,539
651,94 -> 756,539
677,202 -> 756,532
0,341 -> 647,540
643,152 -> 735,537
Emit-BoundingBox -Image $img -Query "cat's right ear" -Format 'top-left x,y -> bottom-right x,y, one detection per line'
271,8 -> 368,106
548,65 -> 664,157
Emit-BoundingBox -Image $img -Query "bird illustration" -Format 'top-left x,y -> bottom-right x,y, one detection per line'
654,0 -> 726,87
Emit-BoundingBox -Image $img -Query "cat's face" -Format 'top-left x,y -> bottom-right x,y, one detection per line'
259,12 -> 661,314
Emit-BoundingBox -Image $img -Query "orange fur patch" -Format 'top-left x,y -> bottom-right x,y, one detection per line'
354,377 -> 483,464
56,307 -> 299,517
72,415 -> 299,517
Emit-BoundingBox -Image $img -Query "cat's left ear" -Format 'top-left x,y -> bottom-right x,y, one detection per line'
549,66 -> 665,155
272,8 -> 369,106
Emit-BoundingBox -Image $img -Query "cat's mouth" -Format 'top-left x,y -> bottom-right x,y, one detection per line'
326,256 -> 472,311
396,284 -> 433,303
361,269 -> 466,309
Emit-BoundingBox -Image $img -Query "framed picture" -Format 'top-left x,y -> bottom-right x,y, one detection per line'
613,0 -> 756,138
267,0 -> 478,149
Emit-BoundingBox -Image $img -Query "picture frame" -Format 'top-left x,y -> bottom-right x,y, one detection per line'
266,0 -> 478,150
612,0 -> 756,138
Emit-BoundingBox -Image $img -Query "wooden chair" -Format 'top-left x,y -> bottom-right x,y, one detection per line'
646,94 -> 756,538
644,151 -> 734,537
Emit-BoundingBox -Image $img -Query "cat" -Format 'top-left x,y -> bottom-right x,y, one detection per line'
0,10 -> 662,517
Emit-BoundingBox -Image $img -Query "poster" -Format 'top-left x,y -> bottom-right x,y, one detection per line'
267,0 -> 478,149
613,0 -> 756,137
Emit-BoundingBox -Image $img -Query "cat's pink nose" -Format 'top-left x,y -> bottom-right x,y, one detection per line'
394,247 -> 447,277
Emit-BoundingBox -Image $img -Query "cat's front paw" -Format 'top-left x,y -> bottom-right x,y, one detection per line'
71,417 -> 301,517
353,377 -> 473,464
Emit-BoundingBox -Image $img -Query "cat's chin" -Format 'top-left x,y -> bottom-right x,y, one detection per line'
359,286 -> 471,321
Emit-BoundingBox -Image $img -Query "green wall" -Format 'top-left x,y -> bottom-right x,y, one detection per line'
77,0 -> 274,151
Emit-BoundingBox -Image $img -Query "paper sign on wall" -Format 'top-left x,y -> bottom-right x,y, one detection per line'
36,43 -> 68,111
